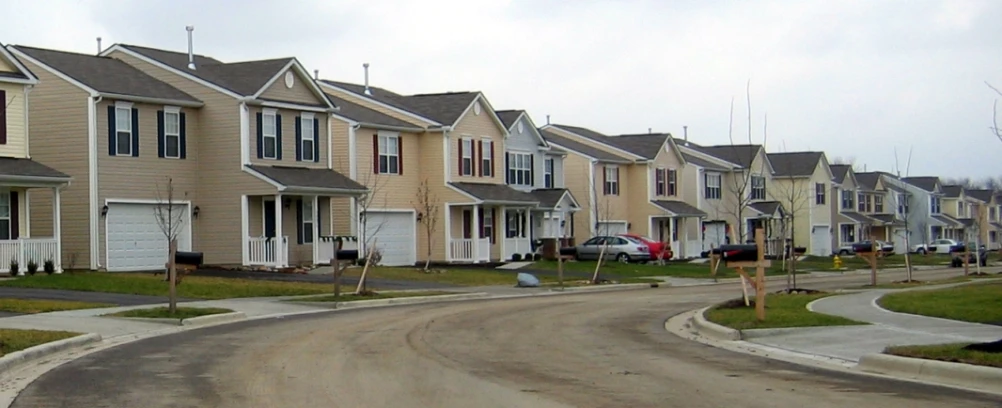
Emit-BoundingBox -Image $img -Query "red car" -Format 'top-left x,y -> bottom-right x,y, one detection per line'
620,234 -> 672,261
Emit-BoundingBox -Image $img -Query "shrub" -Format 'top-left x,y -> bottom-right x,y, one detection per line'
26,260 -> 38,276
43,259 -> 56,275
9,258 -> 18,276
511,253 -> 523,261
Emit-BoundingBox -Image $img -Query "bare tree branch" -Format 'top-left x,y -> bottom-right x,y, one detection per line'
412,178 -> 440,271
154,177 -> 186,314
989,81 -> 1002,143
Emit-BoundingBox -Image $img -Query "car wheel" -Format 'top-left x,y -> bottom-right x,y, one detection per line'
917,248 -> 927,255
839,249 -> 849,255
616,253 -> 630,263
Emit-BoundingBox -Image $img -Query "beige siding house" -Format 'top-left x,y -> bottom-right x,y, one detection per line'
767,152 -> 835,256
0,45 -> 71,274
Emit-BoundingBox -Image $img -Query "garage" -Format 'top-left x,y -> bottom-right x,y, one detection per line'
702,221 -> 726,251
811,225 -> 831,256
363,211 -> 416,267
595,221 -> 627,236
891,228 -> 908,254
105,202 -> 191,272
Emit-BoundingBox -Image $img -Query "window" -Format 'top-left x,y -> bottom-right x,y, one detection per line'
481,140 -> 493,177
301,116 -> 315,162
507,152 -> 532,186
815,183 -> 826,205
115,106 -> 132,155
667,169 -> 677,196
544,158 -> 554,188
875,195 -> 884,213
704,173 -> 721,199
377,134 -> 399,174
655,168 -> 666,196
0,192 -> 9,240
482,209 -> 494,243
301,199 -> 314,244
262,112 -> 277,159
750,175 -> 766,200
840,224 -> 855,244
164,109 -> 180,158
506,210 -> 526,238
992,231 -> 998,244
603,166 -> 619,195
957,202 -> 964,217
898,193 -> 909,215
841,189 -> 854,210
990,207 -> 997,221
461,139 -> 473,176
930,197 -> 941,214
857,192 -> 866,212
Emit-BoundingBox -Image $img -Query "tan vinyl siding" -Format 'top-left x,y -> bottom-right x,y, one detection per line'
563,153 -> 594,239
449,100 -> 504,183
595,163 -> 630,223
354,128 -> 422,210
625,164 -> 649,235
19,58 -> 91,269
320,88 -> 436,127
248,107 -> 328,169
258,69 -> 322,105
650,147 -> 685,201
0,82 -> 27,158
0,58 -> 18,73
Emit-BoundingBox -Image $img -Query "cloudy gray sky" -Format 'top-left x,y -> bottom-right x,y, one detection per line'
3,0 -> 1001,180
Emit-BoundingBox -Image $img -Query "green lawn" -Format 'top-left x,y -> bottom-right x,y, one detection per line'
857,274 -> 997,289
704,293 -> 867,330
342,266 -> 657,286
528,259 -> 808,279
0,298 -> 113,314
107,306 -> 234,319
297,290 -> 457,302
796,254 -> 950,272
885,343 -> 1002,369
878,282 -> 1002,324
0,273 -> 331,299
0,329 -> 81,356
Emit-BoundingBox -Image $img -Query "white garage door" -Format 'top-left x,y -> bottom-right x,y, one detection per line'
596,221 -> 627,236
106,202 -> 191,272
892,228 -> 908,254
811,225 -> 831,256
363,212 -> 415,267
703,222 -> 726,251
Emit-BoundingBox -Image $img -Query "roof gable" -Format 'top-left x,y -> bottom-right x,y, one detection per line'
690,144 -> 762,168
496,110 -> 548,148
767,151 -> 824,178
539,129 -> 631,163
902,176 -> 941,193
325,93 -> 423,130
318,80 -> 441,126
965,189 -> 993,203
0,43 -> 37,84
251,59 -> 335,108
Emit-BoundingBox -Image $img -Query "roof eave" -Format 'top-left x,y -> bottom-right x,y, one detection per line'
101,92 -> 204,108
280,186 -> 368,196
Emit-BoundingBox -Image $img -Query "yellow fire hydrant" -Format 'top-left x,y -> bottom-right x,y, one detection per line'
833,255 -> 842,270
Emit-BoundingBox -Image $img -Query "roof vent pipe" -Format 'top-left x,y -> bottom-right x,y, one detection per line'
96,37 -> 102,55
648,127 -> 652,134
363,63 -> 371,95
546,114 -> 550,125
683,125 -> 689,146
185,25 -> 196,70
314,69 -> 319,80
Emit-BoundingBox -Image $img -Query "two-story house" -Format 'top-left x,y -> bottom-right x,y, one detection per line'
765,152 -> 834,256
828,165 -> 879,250
854,172 -> 909,252
900,177 -> 954,245
941,185 -> 975,242
963,188 -> 996,248
0,45 -> 71,274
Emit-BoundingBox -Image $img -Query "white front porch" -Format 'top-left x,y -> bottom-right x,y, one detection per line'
9,185 -> 64,275
649,216 -> 702,259
447,204 -> 538,262
242,194 -> 335,268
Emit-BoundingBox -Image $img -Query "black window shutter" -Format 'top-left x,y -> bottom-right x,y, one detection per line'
313,118 -> 320,163
275,114 -> 283,160
131,108 -> 139,157
505,154 -> 510,184
0,90 -> 6,144
179,113 -> 187,159
256,113 -> 263,159
603,167 -> 609,195
107,106 -> 116,155
296,199 -> 304,245
156,110 -> 165,158
316,200 -> 322,235
529,155 -> 535,186
372,134 -> 379,174
397,136 -> 404,175
295,116 -> 302,161
9,191 -> 17,240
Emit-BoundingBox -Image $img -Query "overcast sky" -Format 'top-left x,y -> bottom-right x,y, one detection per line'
3,0 -> 1000,180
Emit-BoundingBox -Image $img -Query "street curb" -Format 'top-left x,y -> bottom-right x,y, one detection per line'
0,333 -> 102,373
181,312 -> 247,327
548,282 -> 660,293
690,306 -> 742,341
287,292 -> 493,309
857,353 -> 1002,395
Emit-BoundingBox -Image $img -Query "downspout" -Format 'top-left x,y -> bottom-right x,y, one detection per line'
23,84 -> 32,158
348,123 -> 360,235
588,160 -> 597,236
88,95 -> 102,270
238,98 -> 252,166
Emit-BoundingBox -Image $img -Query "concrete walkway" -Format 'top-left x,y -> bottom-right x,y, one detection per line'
744,289 -> 1002,362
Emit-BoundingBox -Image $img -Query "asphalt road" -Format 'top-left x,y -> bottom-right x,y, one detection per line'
191,268 -> 457,290
11,269 -> 1002,407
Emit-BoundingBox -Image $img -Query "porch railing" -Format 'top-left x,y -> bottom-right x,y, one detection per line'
0,238 -> 60,273
450,238 -> 490,262
503,237 -> 532,260
316,236 -> 359,265
247,236 -> 288,266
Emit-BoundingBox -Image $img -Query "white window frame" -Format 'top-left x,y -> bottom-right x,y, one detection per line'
301,113 -> 315,162
750,175 -> 766,200
163,106 -> 181,159
930,196 -> 941,214
875,195 -> 884,213
840,224 -> 856,245
815,183 -> 826,205
507,152 -> 532,186
655,167 -> 666,196
857,192 -> 867,212
262,109 -> 278,160
991,206 -> 997,221
667,169 -> 677,196
604,166 -> 619,196
302,199 -> 314,244
378,132 -> 400,174
481,139 -> 493,177
544,158 -> 554,188
482,209 -> 494,242
115,103 -> 133,156
841,189 -> 854,210
461,138 -> 474,176
704,173 -> 721,200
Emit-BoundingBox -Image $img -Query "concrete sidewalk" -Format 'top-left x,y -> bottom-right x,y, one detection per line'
743,289 -> 1002,362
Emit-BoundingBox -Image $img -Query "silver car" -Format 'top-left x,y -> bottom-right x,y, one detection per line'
575,235 -> 651,263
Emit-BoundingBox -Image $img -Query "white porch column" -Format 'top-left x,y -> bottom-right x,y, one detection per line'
683,218 -> 690,258
471,205 -> 481,263
525,209 -> 533,255
443,204 -> 452,262
312,195 -> 320,265
275,194 -> 284,267
241,195 -> 250,266
24,191 -> 30,238
499,206 -> 507,260
52,187 -> 62,273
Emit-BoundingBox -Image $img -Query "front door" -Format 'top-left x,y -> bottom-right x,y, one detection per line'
263,200 -> 276,238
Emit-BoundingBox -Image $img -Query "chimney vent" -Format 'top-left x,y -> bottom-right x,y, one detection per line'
185,25 -> 196,70
648,127 -> 652,134
546,114 -> 550,125
314,69 -> 319,80
683,125 -> 688,141
96,37 -> 102,55
363,63 -> 371,95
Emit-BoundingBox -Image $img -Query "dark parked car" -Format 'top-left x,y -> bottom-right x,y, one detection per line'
951,244 -> 988,267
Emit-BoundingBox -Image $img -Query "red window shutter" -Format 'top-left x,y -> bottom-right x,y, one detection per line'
602,167 -> 608,195
372,134 -> 379,174
491,208 -> 497,242
489,141 -> 495,177
457,139 -> 463,175
397,137 -> 404,175
477,140 -> 483,177
0,90 -> 7,145
462,210 -> 472,239
478,207 -> 485,238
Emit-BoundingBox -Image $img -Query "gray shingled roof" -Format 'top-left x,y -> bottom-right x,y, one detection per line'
545,145 -> 568,156
450,182 -> 539,204
549,124 -> 608,141
750,201 -> 783,216
326,94 -> 422,130
902,177 -> 940,192
931,214 -> 961,227
966,189 -> 993,202
539,129 -> 631,163
320,80 -> 425,120
869,213 -> 904,226
398,92 -> 481,126
767,152 -> 823,177
601,133 -> 669,160
841,211 -> 878,224
14,46 -> 200,103
120,44 -> 295,97
830,164 -> 851,184
246,165 -> 366,193
957,218 -> 976,228
530,188 -> 578,208
690,145 -> 762,168
0,157 -> 70,180
651,200 -> 706,217
495,110 -> 523,129
941,185 -> 963,198
680,152 -> 728,171
855,172 -> 881,191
